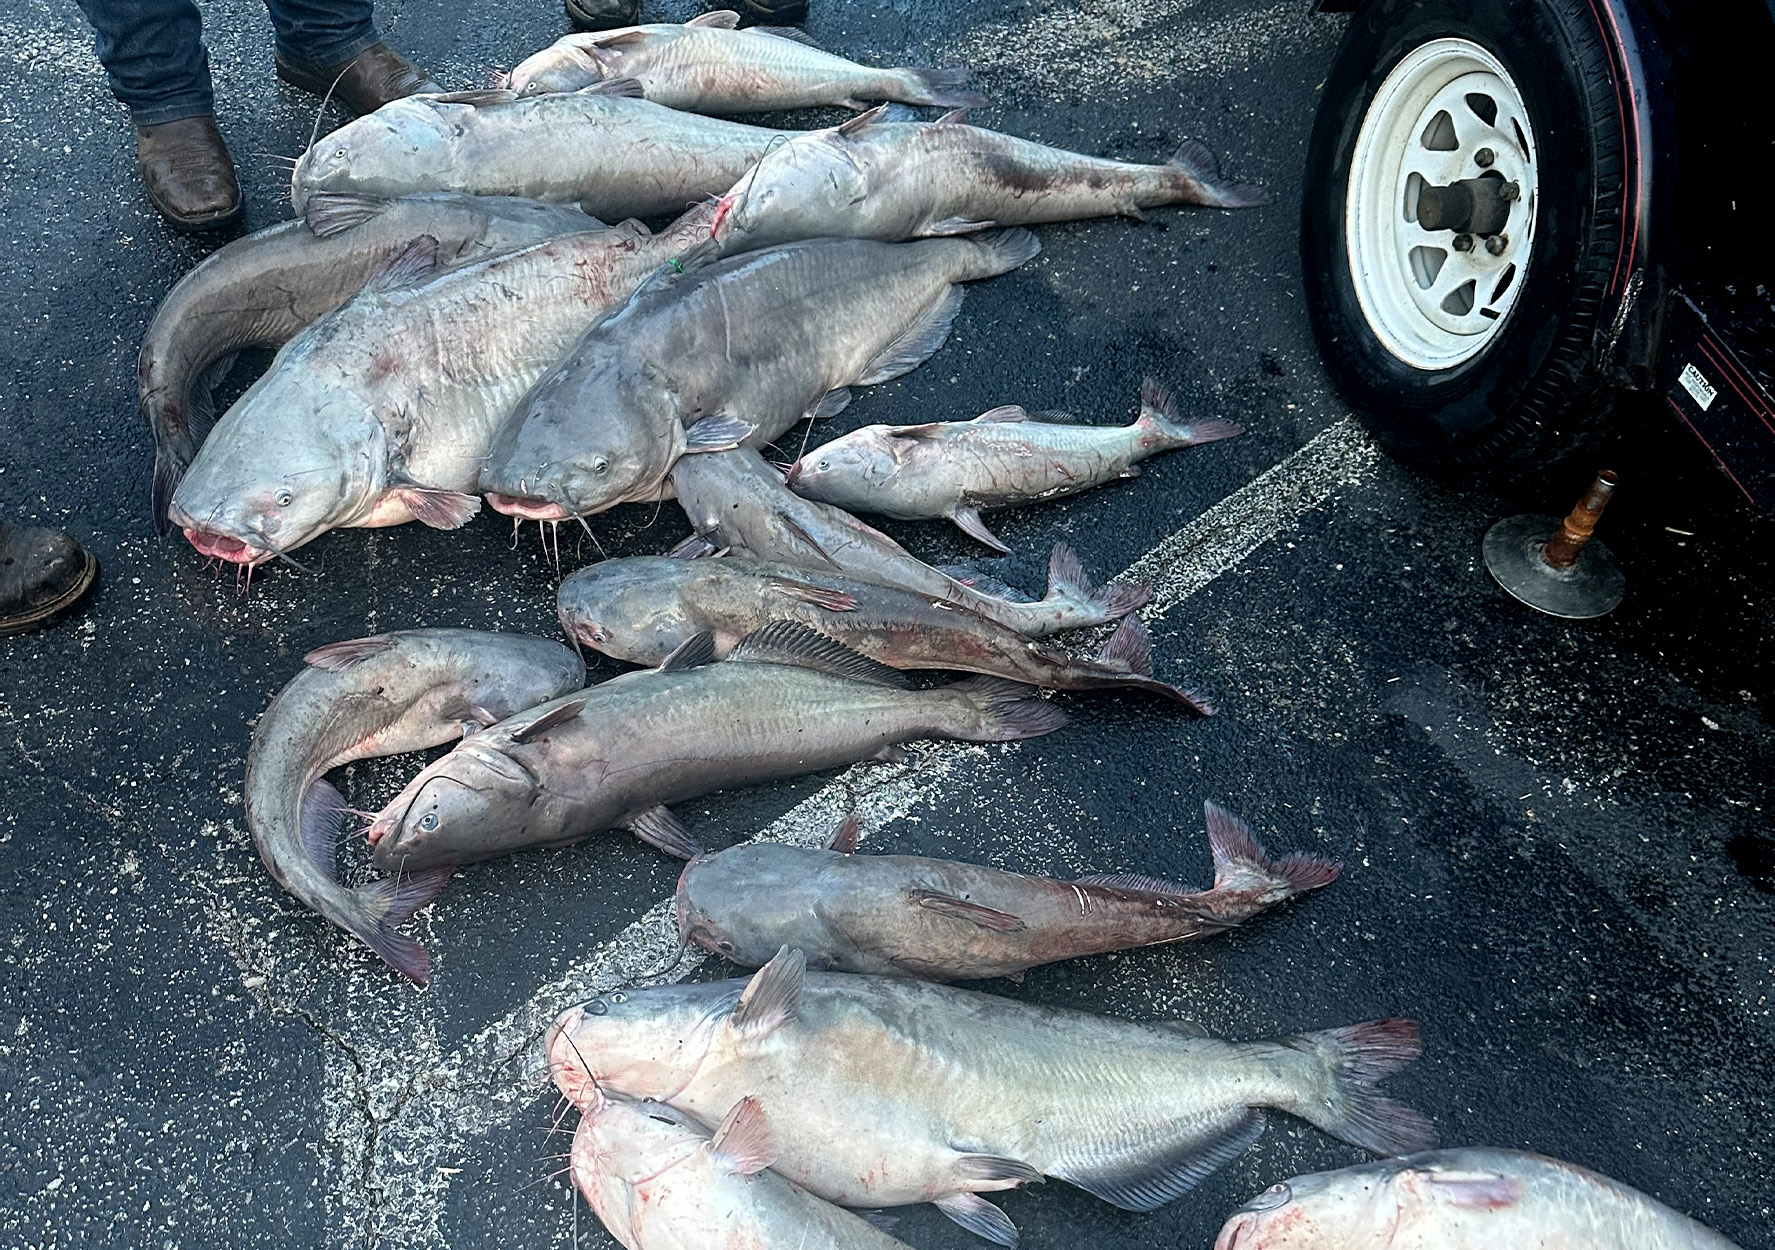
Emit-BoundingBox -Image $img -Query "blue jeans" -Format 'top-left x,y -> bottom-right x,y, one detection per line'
76,0 -> 381,125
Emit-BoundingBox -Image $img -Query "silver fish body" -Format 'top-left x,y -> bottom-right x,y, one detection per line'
510,12 -> 982,114
547,955 -> 1433,1243
139,192 -> 602,532
167,208 -> 713,566
289,87 -> 794,220
714,112 -> 1270,255
571,1091 -> 915,1250
786,380 -> 1242,552
1214,1149 -> 1742,1250
555,554 -> 1208,708
675,801 -> 1338,978
244,629 -> 583,981
482,231 -> 1041,520
366,623 -> 1065,874
669,446 -> 1149,639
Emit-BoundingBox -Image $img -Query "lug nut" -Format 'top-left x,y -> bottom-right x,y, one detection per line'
1475,147 -> 1495,168
1453,233 -> 1475,253
1500,181 -> 1521,202
1485,233 -> 1509,256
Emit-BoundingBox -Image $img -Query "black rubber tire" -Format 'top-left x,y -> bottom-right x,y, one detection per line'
1301,0 -> 1626,477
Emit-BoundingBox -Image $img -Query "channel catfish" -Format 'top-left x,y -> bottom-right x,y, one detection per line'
481,231 -> 1042,521
787,379 -> 1243,552
1214,1149 -> 1742,1250
139,192 -> 603,533
674,801 -> 1336,978
710,107 -> 1270,255
670,446 -> 1148,638
556,554 -> 1208,709
546,951 -> 1433,1244
167,206 -> 714,567
290,82 -> 796,220
509,10 -> 982,114
367,622 -> 1065,875
570,1091 -> 918,1250
244,629 -> 584,982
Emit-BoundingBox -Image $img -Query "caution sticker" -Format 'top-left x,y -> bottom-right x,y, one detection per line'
1678,362 -> 1718,411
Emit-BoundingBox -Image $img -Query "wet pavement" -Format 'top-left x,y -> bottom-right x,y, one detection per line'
2,0 -> 1773,1247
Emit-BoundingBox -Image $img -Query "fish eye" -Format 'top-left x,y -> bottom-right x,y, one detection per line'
609,991 -> 626,1003
717,940 -> 734,953
592,457 -> 609,476
817,460 -> 829,471
417,812 -> 439,832
274,488 -> 293,507
334,148 -> 346,160
585,999 -> 609,1015
1249,1183 -> 1292,1211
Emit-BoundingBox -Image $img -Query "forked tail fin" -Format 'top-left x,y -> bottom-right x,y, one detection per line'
1204,801 -> 1340,902
1040,543 -> 1150,628
347,866 -> 454,983
1169,139 -> 1271,208
1287,1017 -> 1436,1155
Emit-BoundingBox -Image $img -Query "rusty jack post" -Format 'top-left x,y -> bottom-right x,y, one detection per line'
1482,471 -> 1626,619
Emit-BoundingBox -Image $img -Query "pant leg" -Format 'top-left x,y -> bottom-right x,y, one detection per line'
264,0 -> 381,69
75,0 -> 214,126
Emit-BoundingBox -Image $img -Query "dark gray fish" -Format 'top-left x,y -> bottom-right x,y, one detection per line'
555,554 -> 1209,710
366,622 -> 1066,874
675,801 -> 1339,978
139,192 -> 603,532
244,628 -> 584,981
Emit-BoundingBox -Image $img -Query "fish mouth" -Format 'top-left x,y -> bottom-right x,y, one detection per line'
780,459 -> 804,488
182,527 -> 270,565
485,492 -> 572,521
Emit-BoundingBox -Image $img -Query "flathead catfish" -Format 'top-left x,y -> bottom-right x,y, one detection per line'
669,447 -> 1148,639
711,107 -> 1270,255
546,951 -> 1434,1245
245,629 -> 583,982
556,555 -> 1208,709
674,801 -> 1336,978
139,192 -> 603,534
289,82 -> 795,220
1214,1149 -> 1742,1250
569,1092 -> 918,1250
787,379 -> 1243,552
481,231 -> 1042,520
367,622 -> 1065,875
509,10 -> 982,114
167,206 -> 713,567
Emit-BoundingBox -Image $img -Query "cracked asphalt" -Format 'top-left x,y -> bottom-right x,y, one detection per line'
2,0 -> 1773,1247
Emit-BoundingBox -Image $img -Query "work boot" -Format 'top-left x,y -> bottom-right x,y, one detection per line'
0,523 -> 98,636
736,0 -> 809,23
276,43 -> 442,117
135,115 -> 241,231
565,0 -> 639,31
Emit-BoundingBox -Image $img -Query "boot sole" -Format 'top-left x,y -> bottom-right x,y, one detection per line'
155,198 -> 242,233
276,59 -> 366,116
0,551 -> 99,637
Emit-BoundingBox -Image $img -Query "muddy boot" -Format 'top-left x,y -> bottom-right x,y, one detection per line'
565,0 -> 640,31
736,0 -> 809,23
0,523 -> 98,636
276,43 -> 442,117
136,115 -> 241,231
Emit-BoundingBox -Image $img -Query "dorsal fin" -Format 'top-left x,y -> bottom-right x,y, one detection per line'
824,814 -> 862,853
508,697 -> 585,743
657,632 -> 717,672
361,236 -> 438,295
973,405 -> 1028,424
837,103 -> 890,136
752,24 -> 820,46
589,29 -> 649,47
936,107 -> 970,125
687,9 -> 741,27
728,621 -> 908,688
304,634 -> 396,672
430,88 -> 518,106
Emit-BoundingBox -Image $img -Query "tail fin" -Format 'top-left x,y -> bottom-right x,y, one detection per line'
948,676 -> 1068,741
1090,616 -> 1216,714
1204,801 -> 1340,902
1137,378 -> 1243,449
1288,1018 -> 1436,1156
961,227 -> 1041,279
1042,543 -> 1150,626
909,67 -> 988,110
1169,139 -> 1271,208
347,866 -> 454,984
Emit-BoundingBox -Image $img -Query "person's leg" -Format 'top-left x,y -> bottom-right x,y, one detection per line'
74,0 -> 240,229
266,0 -> 441,116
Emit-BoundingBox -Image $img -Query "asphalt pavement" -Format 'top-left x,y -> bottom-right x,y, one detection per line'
2,0 -> 1772,1247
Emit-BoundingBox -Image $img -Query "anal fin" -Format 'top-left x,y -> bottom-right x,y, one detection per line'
298,778 -> 350,879
1050,1107 -> 1262,1212
856,285 -> 964,385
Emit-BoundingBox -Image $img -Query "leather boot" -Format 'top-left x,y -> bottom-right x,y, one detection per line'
135,115 -> 241,231
0,523 -> 98,636
565,0 -> 639,29
275,43 -> 442,117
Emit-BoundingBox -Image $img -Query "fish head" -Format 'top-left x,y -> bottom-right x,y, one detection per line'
545,982 -> 730,1106
484,357 -> 678,518
557,560 -> 700,665
674,845 -> 833,967
365,734 -> 546,870
454,635 -> 587,726
569,1098 -> 710,1236
1214,1160 -> 1430,1249
291,98 -> 459,210
509,43 -> 607,97
167,378 -> 385,565
712,135 -> 869,254
784,433 -> 894,502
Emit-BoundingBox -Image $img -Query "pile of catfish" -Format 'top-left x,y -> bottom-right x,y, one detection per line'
173,13 -> 1744,1250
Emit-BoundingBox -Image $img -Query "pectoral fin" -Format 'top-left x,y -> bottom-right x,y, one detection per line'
683,414 -> 752,453
924,215 -> 996,236
910,889 -> 1026,932
707,1096 -> 778,1174
728,946 -> 804,1040
824,814 -> 862,853
622,805 -> 701,859
509,698 -> 585,744
934,1194 -> 1018,1247
949,506 -> 1010,554
766,576 -> 858,612
391,484 -> 481,530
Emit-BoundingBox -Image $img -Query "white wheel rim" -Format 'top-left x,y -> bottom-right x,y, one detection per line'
1346,38 -> 1540,371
